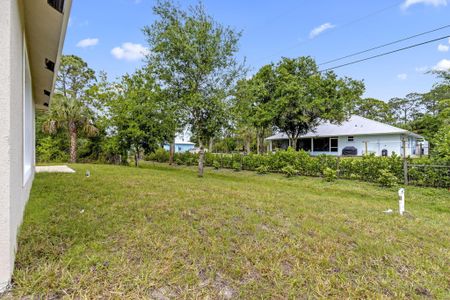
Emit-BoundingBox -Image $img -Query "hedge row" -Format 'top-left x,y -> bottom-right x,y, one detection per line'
146,148 -> 450,188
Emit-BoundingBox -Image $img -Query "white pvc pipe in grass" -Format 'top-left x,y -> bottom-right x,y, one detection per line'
398,188 -> 405,215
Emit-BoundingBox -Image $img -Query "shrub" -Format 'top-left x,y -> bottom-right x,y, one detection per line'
256,165 -> 269,174
243,153 -> 267,170
349,173 -> 360,180
205,152 -> 216,166
148,148 -> 169,163
323,167 -> 337,182
145,149 -> 449,188
282,165 -> 298,178
232,161 -> 241,172
175,158 -> 183,165
36,136 -> 68,162
212,160 -> 220,170
185,157 -> 194,166
377,169 -> 398,187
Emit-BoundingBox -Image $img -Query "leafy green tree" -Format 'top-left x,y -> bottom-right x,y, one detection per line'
407,114 -> 442,142
388,93 -> 421,125
405,71 -> 449,152
36,136 -> 68,162
162,89 -> 186,165
233,65 -> 277,154
42,94 -> 98,162
429,97 -> 450,159
107,68 -> 173,167
431,69 -> 450,84
35,110 -> 69,162
420,85 -> 448,117
433,119 -> 450,160
55,55 -> 96,103
212,131 -> 239,153
271,56 -> 364,148
236,125 -> 256,153
143,0 -> 245,177
353,98 -> 394,123
38,54 -> 102,163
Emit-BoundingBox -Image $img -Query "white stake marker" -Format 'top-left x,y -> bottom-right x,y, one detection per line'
398,188 -> 405,216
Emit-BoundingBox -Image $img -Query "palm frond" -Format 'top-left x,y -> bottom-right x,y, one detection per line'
83,123 -> 99,137
42,119 -> 58,134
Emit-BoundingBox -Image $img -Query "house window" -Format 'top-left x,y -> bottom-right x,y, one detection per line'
313,137 -> 338,152
313,138 -> 330,152
298,138 -> 311,151
330,138 -> 338,152
23,39 -> 33,185
273,139 -> 289,150
348,136 -> 354,142
178,146 -> 182,152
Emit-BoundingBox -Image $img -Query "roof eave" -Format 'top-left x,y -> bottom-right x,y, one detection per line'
23,0 -> 72,110
266,131 -> 425,141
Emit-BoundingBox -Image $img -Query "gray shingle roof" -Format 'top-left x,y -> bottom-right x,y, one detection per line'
266,115 -> 423,140
175,139 -> 195,145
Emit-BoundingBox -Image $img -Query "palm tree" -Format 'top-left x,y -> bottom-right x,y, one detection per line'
43,94 -> 98,162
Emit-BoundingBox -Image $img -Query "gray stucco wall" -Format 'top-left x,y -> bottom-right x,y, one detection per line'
0,0 -> 35,292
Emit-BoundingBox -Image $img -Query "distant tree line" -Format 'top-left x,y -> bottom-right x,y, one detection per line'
353,72 -> 449,157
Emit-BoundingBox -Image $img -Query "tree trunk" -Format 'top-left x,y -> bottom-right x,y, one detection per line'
209,138 -> 213,153
245,140 -> 251,154
198,140 -> 205,177
288,135 -> 297,150
169,138 -> 175,165
134,146 -> 140,167
259,131 -> 265,154
69,121 -> 77,163
256,135 -> 260,155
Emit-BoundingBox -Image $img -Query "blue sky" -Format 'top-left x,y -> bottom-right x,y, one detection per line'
64,0 -> 450,101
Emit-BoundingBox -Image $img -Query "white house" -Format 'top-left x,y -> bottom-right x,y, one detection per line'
163,139 -> 196,153
266,115 -> 427,157
0,0 -> 71,291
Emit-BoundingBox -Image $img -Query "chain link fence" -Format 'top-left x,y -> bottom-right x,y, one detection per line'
407,163 -> 450,188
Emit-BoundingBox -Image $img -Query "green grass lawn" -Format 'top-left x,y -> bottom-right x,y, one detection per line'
10,163 -> 450,298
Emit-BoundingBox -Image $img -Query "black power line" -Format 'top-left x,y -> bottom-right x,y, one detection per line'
319,35 -> 450,72
319,24 -> 450,66
254,1 -> 404,64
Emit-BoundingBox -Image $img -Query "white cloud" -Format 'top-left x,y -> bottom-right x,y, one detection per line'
401,0 -> 447,9
76,38 -> 99,48
397,73 -> 408,80
309,23 -> 336,39
438,44 -> 449,52
111,42 -> 149,61
433,59 -> 450,71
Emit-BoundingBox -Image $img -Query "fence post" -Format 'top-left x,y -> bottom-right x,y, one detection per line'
336,156 -> 340,178
402,137 -> 408,185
